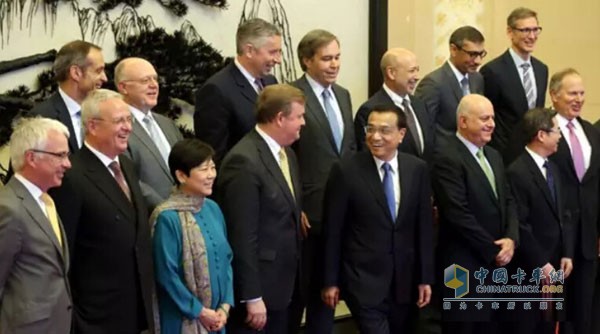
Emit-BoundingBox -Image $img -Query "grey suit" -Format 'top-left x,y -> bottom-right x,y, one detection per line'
415,61 -> 484,138
125,112 -> 183,209
0,178 -> 71,334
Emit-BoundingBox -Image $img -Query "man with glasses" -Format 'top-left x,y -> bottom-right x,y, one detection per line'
115,57 -> 183,209
480,7 -> 548,165
355,48 -> 434,162
415,26 -> 485,141
322,104 -> 433,333
51,89 -> 155,334
0,117 -> 72,334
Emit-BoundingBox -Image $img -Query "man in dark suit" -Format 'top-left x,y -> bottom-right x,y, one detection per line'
217,84 -> 304,333
432,94 -> 519,333
195,18 -> 281,164
0,118 -> 72,334
290,29 -> 356,334
415,26 -> 485,139
506,107 -> 573,334
480,7 -> 548,164
116,57 -> 183,208
547,69 -> 600,334
322,105 -> 433,333
51,89 -> 155,334
355,48 -> 435,162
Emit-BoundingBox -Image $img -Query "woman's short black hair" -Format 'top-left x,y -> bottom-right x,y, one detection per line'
168,138 -> 215,185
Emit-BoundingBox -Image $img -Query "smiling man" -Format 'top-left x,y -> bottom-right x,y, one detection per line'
115,57 -> 183,209
415,26 -> 485,140
51,89 -> 155,334
290,29 -> 356,334
217,84 -> 305,334
195,18 -> 282,164
322,105 -> 433,334
355,48 -> 434,162
480,7 -> 549,164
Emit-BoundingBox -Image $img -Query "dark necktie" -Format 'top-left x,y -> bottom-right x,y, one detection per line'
401,98 -> 423,155
382,162 -> 396,221
460,76 -> 470,96
255,78 -> 265,92
543,160 -> 556,205
109,161 -> 131,201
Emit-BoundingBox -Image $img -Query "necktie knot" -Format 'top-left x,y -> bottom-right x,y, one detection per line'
567,121 -> 575,130
460,76 -> 469,86
543,160 -> 550,169
521,63 -> 531,71
40,192 -> 54,207
109,161 -> 131,201
255,78 -> 265,92
322,89 -> 331,99
476,148 -> 484,158
382,162 -> 392,173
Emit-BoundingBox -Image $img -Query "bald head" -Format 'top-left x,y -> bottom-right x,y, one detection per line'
457,94 -> 495,147
115,57 -> 159,113
380,48 -> 420,95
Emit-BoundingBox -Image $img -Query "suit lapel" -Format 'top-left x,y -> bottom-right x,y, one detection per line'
532,58 -> 546,107
131,122 -> 171,178
80,147 -> 135,220
153,113 -> 179,146
51,93 -> 79,152
332,84 -> 353,154
441,62 -> 463,102
357,153 -> 395,223
411,96 -> 430,155
395,154 -> 412,226
229,62 -> 259,105
298,76 -> 339,153
501,50 -> 529,111
580,121 -> 599,183
523,154 -> 559,217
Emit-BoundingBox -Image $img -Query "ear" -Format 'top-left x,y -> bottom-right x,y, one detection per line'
449,44 -> 458,57
24,150 -> 37,168
386,66 -> 396,81
70,65 -> 83,82
117,82 -> 128,95
458,115 -> 467,129
397,128 -> 407,144
174,169 -> 187,185
506,26 -> 513,37
275,111 -> 285,127
301,56 -> 311,70
549,90 -> 559,104
243,43 -> 254,58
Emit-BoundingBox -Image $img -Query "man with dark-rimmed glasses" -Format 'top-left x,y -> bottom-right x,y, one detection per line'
481,7 -> 549,165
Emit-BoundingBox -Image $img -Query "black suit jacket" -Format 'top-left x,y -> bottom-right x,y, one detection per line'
549,118 -> 600,260
480,50 -> 548,161
50,146 -> 155,334
194,62 -> 277,163
216,129 -> 302,310
30,92 -> 80,152
415,61 -> 484,138
322,151 -> 434,307
507,152 -> 573,270
354,88 -> 435,162
291,75 -> 356,231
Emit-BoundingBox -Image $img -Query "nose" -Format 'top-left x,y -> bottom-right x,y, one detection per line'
100,71 -> 108,83
273,50 -> 282,64
64,157 -> 72,169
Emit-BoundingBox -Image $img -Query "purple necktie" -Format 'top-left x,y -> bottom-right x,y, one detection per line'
567,121 -> 585,181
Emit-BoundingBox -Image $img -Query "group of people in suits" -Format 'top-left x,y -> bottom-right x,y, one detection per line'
2,5 -> 600,334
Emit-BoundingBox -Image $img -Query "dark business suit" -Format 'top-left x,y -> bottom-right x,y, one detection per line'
549,118 -> 600,334
415,61 -> 484,138
51,146 -> 155,334
126,112 -> 183,209
506,152 -> 572,333
30,92 -> 80,153
354,88 -> 435,162
0,178 -> 71,334
432,136 -> 518,331
290,75 -> 356,333
322,151 -> 434,333
217,129 -> 302,333
480,50 -> 548,164
194,62 -> 277,163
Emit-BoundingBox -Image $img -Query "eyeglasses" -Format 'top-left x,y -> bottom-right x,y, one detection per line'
30,149 -> 70,160
511,26 -> 543,36
93,115 -> 134,126
454,44 -> 487,59
121,75 -> 159,85
365,125 -> 397,136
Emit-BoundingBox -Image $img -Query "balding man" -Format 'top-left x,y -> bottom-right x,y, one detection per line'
354,48 -> 434,162
115,57 -> 183,208
432,95 -> 518,333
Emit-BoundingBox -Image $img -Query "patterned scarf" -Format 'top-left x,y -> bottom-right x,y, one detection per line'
150,189 -> 212,334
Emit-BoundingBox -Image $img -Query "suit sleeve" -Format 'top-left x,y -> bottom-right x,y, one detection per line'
416,165 -> 435,284
0,204 -> 22,295
414,75 -> 441,123
322,162 -> 349,287
432,152 -> 500,264
480,65 -> 501,107
153,211 -> 203,319
353,106 -> 369,152
218,154 -> 262,301
194,83 -> 231,163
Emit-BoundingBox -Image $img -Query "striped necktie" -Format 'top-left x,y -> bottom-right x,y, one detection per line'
521,63 -> 536,109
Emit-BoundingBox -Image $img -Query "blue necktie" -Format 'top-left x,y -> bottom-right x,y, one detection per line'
322,90 -> 342,152
543,160 -> 556,205
382,162 -> 396,221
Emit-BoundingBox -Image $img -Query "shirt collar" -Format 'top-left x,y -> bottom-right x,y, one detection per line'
447,60 -> 468,84
234,58 -> 259,85
509,47 -> 531,67
372,150 -> 399,173
456,132 -> 481,156
58,87 -> 81,117
14,173 -> 44,199
555,113 -> 580,130
382,83 -> 409,106
525,146 -> 547,170
305,74 -> 332,98
255,125 -> 282,160
129,105 -> 150,124
84,141 -> 120,168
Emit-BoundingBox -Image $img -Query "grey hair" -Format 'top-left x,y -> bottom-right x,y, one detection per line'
236,18 -> 281,55
81,89 -> 124,134
10,117 -> 70,171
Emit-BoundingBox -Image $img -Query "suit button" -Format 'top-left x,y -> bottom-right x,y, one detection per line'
67,305 -> 72,310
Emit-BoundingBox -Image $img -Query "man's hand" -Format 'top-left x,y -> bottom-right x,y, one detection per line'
417,284 -> 432,308
245,299 -> 267,330
541,262 -> 555,284
561,257 -> 573,279
494,238 -> 515,266
321,286 -> 340,309
301,211 -> 312,239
